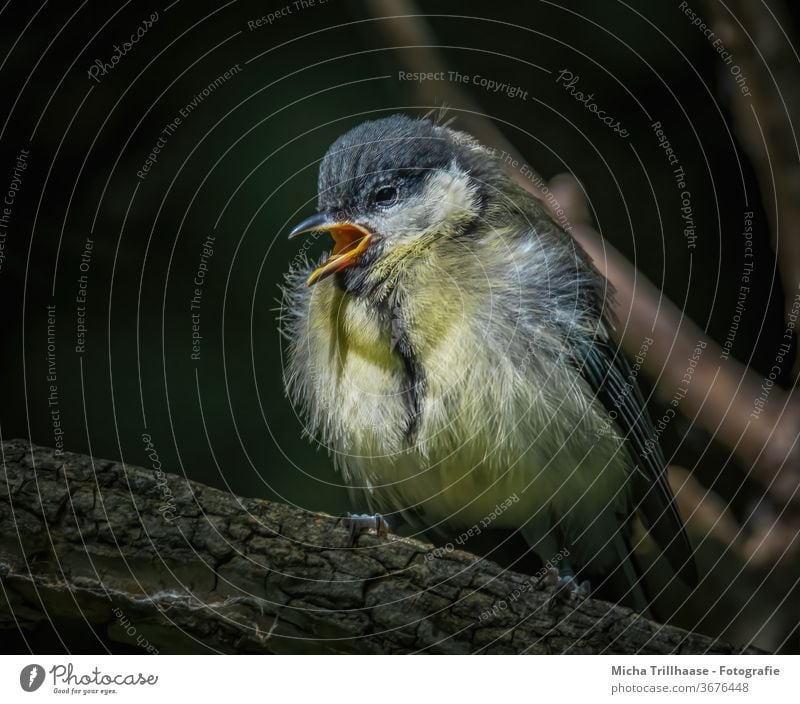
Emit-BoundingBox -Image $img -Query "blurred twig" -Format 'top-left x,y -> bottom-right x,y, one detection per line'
669,466 -> 799,651
705,0 -> 800,376
551,177 -> 800,509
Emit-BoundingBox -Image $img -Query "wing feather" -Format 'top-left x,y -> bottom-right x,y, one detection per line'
569,319 -> 697,585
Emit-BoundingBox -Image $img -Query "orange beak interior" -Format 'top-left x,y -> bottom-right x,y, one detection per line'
306,223 -> 372,286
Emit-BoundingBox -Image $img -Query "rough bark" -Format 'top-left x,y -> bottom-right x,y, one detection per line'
0,439 -> 755,654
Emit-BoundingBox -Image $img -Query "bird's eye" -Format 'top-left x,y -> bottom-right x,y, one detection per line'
373,185 -> 399,207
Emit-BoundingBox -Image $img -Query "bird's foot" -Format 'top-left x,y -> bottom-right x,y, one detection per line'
338,513 -> 391,546
546,567 -> 590,607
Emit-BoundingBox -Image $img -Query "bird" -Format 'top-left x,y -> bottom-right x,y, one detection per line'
281,113 -> 696,613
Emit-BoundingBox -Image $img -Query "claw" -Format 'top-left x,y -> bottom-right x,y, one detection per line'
339,513 -> 391,545
546,567 -> 590,608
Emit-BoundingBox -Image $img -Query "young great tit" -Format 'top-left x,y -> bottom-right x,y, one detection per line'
282,114 -> 696,611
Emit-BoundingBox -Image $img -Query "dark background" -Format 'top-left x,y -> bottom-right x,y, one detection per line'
0,0 -> 796,649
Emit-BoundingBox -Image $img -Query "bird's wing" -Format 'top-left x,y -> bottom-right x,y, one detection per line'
568,319 -> 697,585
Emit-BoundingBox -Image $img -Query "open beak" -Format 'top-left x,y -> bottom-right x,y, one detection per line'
288,212 -> 373,286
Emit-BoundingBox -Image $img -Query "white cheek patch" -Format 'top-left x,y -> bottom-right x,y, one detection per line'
376,165 -> 479,239
421,166 -> 479,227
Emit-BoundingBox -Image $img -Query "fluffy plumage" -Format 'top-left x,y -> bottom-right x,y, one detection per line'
282,114 -> 695,611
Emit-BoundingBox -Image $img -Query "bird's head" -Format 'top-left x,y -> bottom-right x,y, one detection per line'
289,114 -> 504,288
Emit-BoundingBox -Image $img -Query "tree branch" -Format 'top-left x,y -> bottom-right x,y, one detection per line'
0,439 -> 756,654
